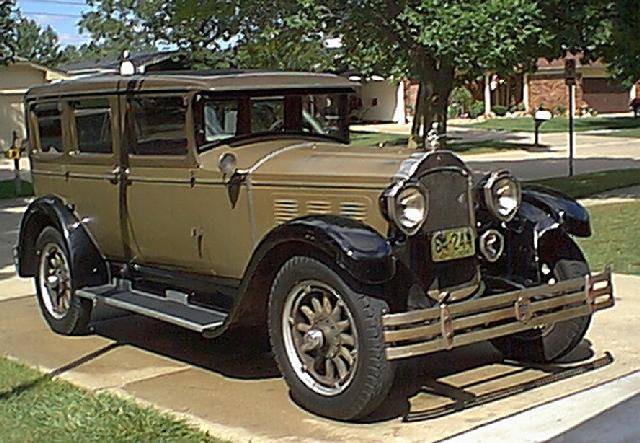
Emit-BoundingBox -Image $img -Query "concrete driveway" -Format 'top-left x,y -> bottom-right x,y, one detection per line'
1,198 -> 639,442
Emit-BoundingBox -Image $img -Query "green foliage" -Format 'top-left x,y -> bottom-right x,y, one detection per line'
469,100 -> 485,119
492,105 -> 508,117
449,87 -> 474,113
14,17 -> 61,66
0,0 -> 17,64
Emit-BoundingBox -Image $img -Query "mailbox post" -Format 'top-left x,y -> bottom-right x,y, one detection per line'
534,109 -> 552,146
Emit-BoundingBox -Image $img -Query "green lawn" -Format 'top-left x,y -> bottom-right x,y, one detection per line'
0,179 -> 33,199
0,357 -> 224,442
468,116 -> 640,134
578,201 -> 640,275
527,169 -> 640,199
349,131 -> 524,154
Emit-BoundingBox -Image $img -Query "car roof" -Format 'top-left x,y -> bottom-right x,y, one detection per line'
26,70 -> 358,100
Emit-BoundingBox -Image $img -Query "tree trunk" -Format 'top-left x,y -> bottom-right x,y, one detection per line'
410,57 -> 456,150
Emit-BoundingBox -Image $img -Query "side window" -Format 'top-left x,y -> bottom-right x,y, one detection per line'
127,95 -> 187,156
204,100 -> 238,142
251,98 -> 284,133
34,103 -> 63,153
73,98 -> 113,154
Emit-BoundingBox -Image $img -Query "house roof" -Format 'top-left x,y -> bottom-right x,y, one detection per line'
11,56 -> 67,76
25,70 -> 358,99
58,50 -> 185,75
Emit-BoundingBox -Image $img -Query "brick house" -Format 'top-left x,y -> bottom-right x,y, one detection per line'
525,58 -> 638,114
402,58 -> 639,121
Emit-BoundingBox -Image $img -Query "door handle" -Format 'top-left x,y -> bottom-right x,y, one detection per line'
110,166 -> 121,184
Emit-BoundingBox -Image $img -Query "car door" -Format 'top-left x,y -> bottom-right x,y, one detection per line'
61,96 -> 126,260
123,92 -> 203,270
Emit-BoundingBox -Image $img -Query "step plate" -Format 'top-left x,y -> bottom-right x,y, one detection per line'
78,286 -> 227,334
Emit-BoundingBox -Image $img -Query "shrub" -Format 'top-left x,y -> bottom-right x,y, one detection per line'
448,103 -> 462,119
469,100 -> 485,119
449,87 -> 475,113
554,105 -> 567,116
492,105 -> 508,116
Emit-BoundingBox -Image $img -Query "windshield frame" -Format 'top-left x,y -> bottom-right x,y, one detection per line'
195,88 -> 352,153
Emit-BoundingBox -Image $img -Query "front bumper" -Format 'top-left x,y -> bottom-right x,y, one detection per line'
382,267 -> 614,360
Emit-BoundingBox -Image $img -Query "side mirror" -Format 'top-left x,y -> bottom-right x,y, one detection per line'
218,152 -> 238,177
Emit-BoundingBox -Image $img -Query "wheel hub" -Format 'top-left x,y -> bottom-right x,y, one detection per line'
39,243 -> 72,320
283,281 -> 359,396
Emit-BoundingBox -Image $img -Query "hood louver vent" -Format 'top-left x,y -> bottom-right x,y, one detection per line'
273,198 -> 368,225
340,202 -> 367,221
274,199 -> 299,224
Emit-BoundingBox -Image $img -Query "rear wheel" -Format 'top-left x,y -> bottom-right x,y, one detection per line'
268,256 -> 394,420
35,227 -> 92,335
491,239 -> 591,363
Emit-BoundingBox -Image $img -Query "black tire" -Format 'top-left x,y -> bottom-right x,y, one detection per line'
268,256 -> 394,421
491,258 -> 592,363
34,226 -> 92,335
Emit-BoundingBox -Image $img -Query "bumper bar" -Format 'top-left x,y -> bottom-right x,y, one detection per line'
382,267 -> 614,360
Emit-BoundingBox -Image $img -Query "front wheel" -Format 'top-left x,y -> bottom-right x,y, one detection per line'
268,256 -> 394,420
491,255 -> 592,363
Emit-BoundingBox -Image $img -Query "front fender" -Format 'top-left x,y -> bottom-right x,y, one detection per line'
521,185 -> 591,237
17,195 -> 109,288
250,215 -> 396,285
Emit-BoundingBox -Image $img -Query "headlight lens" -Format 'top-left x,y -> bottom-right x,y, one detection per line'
391,186 -> 428,234
484,171 -> 521,221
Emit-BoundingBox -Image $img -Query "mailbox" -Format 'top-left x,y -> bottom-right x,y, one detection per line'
534,110 -> 552,146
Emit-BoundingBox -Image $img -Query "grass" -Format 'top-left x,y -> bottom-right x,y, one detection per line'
469,116 -> 640,134
0,356 -> 224,442
0,179 -> 33,199
578,201 -> 640,275
527,168 -> 640,199
349,131 -> 524,154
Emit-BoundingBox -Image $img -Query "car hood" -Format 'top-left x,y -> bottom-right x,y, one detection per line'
228,139 -> 414,188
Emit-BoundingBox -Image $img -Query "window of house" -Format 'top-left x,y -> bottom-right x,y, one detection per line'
127,95 -> 188,156
34,103 -> 63,153
73,98 -> 113,154
204,100 -> 238,142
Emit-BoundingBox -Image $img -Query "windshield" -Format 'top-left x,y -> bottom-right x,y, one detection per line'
199,91 -> 349,149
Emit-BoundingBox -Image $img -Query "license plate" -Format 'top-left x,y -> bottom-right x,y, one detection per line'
431,227 -> 475,262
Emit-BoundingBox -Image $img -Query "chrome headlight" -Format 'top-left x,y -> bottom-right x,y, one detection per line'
388,185 -> 428,235
484,171 -> 521,221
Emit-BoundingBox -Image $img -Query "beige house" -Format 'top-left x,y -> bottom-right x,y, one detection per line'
0,58 -> 68,150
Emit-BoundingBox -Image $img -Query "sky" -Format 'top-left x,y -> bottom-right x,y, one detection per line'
17,0 -> 92,47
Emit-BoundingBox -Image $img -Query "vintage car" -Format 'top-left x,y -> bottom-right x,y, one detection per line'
16,70 -> 614,420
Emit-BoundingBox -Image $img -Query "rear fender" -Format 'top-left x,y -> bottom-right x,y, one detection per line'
17,195 -> 109,288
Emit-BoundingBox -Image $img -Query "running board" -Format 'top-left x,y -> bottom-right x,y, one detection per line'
77,283 -> 228,336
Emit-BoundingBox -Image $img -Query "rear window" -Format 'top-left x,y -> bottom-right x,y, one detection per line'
34,103 -> 63,153
73,98 -> 113,154
127,96 -> 188,156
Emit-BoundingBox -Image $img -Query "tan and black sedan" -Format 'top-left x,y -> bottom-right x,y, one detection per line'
15,69 -> 613,420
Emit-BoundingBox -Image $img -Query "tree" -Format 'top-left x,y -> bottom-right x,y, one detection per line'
309,0 -> 546,144
14,16 -> 62,66
0,0 -> 17,64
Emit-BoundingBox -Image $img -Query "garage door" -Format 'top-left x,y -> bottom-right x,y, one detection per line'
582,78 -> 630,113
